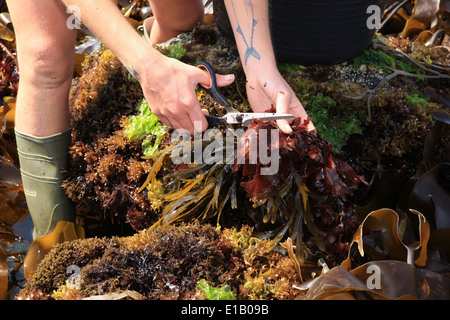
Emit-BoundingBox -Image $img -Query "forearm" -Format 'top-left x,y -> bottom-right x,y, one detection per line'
61,0 -> 161,78
224,0 -> 277,79
224,0 -> 313,132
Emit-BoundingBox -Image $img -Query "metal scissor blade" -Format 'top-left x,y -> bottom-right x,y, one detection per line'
222,113 -> 297,126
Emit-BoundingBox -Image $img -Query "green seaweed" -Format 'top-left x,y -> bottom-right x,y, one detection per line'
167,42 -> 187,60
306,93 -> 363,152
405,92 -> 430,110
197,279 -> 236,300
124,99 -> 167,157
277,62 -> 306,74
396,59 -> 426,76
353,49 -> 396,69
353,48 -> 426,78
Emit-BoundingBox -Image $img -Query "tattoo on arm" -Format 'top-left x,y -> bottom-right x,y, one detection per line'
127,65 -> 141,81
230,0 -> 261,65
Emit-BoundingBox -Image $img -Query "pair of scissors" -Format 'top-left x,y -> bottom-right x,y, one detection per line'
196,61 -> 296,129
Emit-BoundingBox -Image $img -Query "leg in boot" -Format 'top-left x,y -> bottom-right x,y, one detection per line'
7,0 -> 76,237
15,129 -> 75,239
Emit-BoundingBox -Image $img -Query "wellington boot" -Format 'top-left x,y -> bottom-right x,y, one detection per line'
15,128 -> 75,239
23,221 -> 85,279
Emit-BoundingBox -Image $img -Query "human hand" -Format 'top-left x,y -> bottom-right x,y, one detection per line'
136,55 -> 235,134
246,68 -> 315,134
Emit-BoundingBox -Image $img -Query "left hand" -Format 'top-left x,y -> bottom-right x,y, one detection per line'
245,69 -> 315,134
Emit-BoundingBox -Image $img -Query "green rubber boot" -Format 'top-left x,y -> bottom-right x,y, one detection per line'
15,128 -> 75,239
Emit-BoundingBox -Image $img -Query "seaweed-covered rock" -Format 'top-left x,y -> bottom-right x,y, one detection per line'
16,223 -> 305,300
16,237 -> 114,300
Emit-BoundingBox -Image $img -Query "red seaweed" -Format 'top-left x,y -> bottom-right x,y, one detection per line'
0,39 -> 18,99
234,117 -> 366,265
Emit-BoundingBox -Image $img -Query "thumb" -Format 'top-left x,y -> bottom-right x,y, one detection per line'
195,65 -> 234,88
275,90 -> 293,134
215,74 -> 235,87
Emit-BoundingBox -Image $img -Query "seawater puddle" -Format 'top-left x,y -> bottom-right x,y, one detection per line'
0,156 -> 32,299
1,213 -> 32,299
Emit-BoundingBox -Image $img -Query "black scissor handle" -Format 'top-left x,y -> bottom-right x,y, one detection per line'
205,115 -> 227,129
196,61 -> 232,107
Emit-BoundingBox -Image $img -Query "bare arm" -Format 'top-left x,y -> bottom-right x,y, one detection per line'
63,0 -> 156,79
224,0 -> 314,133
62,0 -> 235,133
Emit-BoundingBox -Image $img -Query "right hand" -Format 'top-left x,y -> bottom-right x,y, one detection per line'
137,55 -> 235,134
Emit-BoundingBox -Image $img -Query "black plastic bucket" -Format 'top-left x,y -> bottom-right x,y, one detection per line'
268,0 -> 386,64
